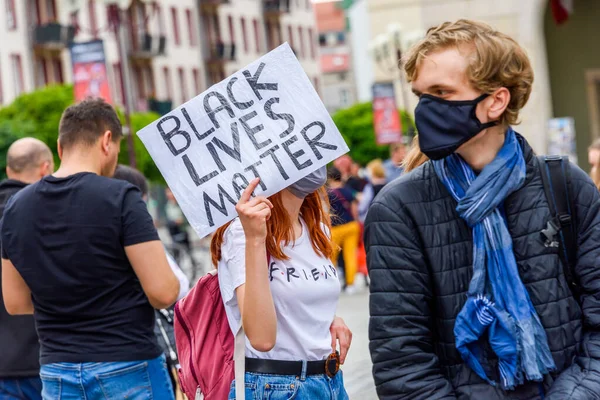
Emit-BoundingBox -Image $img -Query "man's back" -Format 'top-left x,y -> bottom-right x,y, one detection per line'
2,172 -> 162,365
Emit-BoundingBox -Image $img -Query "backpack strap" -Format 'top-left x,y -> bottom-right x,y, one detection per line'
537,155 -> 579,300
234,326 -> 246,400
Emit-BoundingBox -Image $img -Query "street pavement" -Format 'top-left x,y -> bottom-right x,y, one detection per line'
337,289 -> 378,400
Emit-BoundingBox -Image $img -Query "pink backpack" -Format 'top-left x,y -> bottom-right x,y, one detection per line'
174,270 -> 246,400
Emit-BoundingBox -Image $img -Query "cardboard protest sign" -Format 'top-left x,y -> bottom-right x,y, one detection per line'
137,43 -> 349,238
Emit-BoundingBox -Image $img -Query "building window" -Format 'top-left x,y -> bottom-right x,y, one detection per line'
134,65 -> 146,102
52,57 -> 63,83
287,26 -> 295,52
308,28 -> 316,60
298,27 -> 304,59
319,33 -> 326,46
339,88 -> 349,107
163,66 -> 172,99
35,0 -> 56,24
265,20 -> 273,50
192,68 -> 201,95
253,18 -> 261,53
241,17 -> 248,53
156,4 -> 165,35
178,67 -> 187,105
10,54 -> 24,97
228,15 -> 235,45
6,0 -> 17,30
185,9 -> 197,47
88,0 -> 97,38
47,0 -> 57,20
70,11 -> 80,36
34,57 -> 48,87
143,65 -> 155,99
112,62 -> 124,104
171,7 -> 180,46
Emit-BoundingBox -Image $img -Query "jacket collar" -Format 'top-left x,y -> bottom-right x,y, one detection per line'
515,132 -> 536,186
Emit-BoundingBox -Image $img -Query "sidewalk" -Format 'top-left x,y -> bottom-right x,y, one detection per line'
336,290 -> 377,399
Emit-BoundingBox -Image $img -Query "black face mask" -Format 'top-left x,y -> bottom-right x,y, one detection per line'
415,93 -> 498,160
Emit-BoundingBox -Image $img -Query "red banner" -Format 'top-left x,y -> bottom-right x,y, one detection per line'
372,82 -> 402,145
69,40 -> 112,103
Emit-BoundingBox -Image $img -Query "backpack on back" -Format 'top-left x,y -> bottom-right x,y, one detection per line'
174,270 -> 245,400
537,155 -> 579,301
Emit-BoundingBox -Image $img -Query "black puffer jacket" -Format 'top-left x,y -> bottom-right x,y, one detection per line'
365,136 -> 600,400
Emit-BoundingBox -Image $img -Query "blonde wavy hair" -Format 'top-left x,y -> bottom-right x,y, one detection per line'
402,19 -> 534,172
366,159 -> 386,180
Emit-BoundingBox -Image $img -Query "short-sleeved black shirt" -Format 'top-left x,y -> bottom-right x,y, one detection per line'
1,172 -> 162,365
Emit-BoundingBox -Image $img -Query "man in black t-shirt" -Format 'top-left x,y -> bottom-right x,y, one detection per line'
0,138 -> 53,400
1,99 -> 180,399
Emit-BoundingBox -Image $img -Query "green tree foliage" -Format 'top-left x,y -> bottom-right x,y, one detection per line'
0,84 -> 163,182
332,102 -> 415,166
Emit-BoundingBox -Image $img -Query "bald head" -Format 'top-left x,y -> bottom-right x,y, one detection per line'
6,138 -> 54,183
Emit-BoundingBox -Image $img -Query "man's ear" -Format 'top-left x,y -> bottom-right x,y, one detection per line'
101,130 -> 113,154
487,87 -> 511,122
39,160 -> 53,178
57,140 -> 63,159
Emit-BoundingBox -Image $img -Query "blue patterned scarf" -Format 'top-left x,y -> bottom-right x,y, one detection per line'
433,128 -> 555,390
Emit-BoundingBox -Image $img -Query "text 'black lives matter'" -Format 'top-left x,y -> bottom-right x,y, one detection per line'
156,62 -> 339,227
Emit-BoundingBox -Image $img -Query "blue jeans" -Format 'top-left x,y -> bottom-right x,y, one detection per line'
228,371 -> 348,400
39,355 -> 173,400
0,377 -> 42,400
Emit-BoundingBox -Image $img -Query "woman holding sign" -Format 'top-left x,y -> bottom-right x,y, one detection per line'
211,166 -> 351,400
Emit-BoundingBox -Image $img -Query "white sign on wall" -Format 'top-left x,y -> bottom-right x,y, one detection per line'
137,43 -> 349,238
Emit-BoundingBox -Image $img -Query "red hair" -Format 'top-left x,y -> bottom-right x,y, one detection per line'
210,187 -> 333,266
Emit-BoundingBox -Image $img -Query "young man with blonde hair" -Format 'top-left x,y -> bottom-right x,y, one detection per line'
365,19 -> 600,399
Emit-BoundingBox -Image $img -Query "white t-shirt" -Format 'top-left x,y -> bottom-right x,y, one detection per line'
218,218 -> 341,361
165,251 -> 190,301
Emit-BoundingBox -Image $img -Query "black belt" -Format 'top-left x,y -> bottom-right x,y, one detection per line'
245,352 -> 340,378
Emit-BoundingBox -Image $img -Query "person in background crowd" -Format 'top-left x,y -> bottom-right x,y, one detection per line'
358,159 -> 387,223
165,187 -> 197,268
334,155 -> 353,182
588,138 -> 600,190
113,164 -> 190,398
212,168 -> 351,400
1,99 -> 179,399
0,138 -> 53,400
328,166 -> 361,294
348,162 -> 368,193
383,142 -> 407,183
113,165 -> 190,301
366,19 -> 600,399
333,155 -> 363,192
